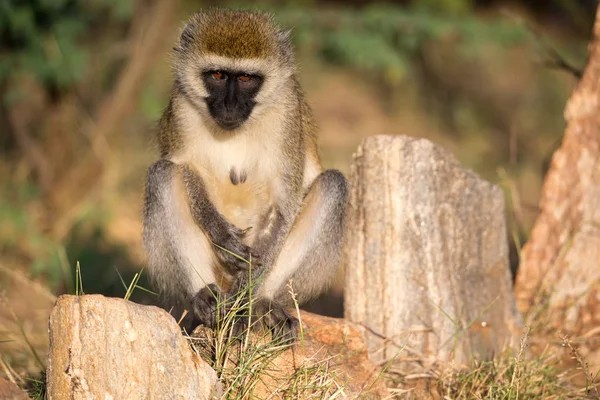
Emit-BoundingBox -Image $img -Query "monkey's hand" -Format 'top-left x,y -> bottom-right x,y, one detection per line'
211,222 -> 260,274
192,283 -> 224,329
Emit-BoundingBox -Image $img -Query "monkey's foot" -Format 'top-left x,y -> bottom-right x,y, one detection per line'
252,298 -> 299,344
192,287 -> 298,344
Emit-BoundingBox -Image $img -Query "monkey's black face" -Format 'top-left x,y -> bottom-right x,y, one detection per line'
202,70 -> 264,130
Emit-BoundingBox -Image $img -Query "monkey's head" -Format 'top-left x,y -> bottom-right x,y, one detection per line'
173,9 -> 294,131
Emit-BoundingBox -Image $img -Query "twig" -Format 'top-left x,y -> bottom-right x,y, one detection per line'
359,322 -> 427,361
542,47 -> 583,79
7,108 -> 54,194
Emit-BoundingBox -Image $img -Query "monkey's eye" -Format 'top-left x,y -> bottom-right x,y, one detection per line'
211,71 -> 226,80
239,74 -> 252,82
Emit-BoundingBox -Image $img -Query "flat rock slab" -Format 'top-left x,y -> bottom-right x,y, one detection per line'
344,135 -> 523,369
46,295 -> 220,400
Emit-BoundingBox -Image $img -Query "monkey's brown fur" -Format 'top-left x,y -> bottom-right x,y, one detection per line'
182,9 -> 281,59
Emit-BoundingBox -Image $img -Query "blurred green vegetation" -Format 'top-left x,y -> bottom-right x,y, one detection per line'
0,0 -> 592,309
0,0 -> 133,98
1,0 -> 147,299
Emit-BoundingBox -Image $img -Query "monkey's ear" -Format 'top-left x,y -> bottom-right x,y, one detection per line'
179,23 -> 197,48
277,29 -> 293,63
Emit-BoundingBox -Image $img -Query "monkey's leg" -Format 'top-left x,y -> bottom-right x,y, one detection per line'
252,169 -> 348,340
143,159 -> 219,322
144,159 -> 254,331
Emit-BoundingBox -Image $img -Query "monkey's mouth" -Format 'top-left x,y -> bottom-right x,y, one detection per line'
215,118 -> 244,131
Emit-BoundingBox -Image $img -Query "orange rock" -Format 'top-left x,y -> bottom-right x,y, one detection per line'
192,311 -> 390,399
515,5 -> 600,336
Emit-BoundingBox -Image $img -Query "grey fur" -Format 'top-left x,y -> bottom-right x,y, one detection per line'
143,160 -> 195,308
272,170 -> 348,305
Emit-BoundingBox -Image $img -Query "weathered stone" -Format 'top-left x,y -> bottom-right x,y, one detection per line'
0,377 -> 30,400
344,135 -> 523,370
46,295 -> 220,400
191,311 -> 390,399
514,5 -> 600,368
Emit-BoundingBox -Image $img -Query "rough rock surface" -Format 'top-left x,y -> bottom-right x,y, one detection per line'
514,5 -> 600,367
297,313 -> 389,398
344,135 -> 523,369
46,295 -> 220,400
191,311 -> 390,399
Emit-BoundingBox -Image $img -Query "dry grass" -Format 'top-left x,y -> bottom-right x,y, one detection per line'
180,254 -> 600,399
186,264 -> 348,399
380,332 -> 600,399
376,321 -> 600,400
435,338 -> 590,399
4,256 -> 600,399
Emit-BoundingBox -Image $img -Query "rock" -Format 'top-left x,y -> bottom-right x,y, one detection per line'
0,377 -> 30,400
46,295 -> 220,400
514,5 -> 600,366
45,295 -> 387,399
344,135 -> 523,370
190,311 -> 390,399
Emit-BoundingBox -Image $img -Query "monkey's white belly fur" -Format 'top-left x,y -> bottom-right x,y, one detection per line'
172,103 -> 285,241
169,133 -> 281,291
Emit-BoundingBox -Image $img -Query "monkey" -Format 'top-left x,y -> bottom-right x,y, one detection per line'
142,8 -> 348,341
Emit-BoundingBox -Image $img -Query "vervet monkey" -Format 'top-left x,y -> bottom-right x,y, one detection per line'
143,8 -> 348,340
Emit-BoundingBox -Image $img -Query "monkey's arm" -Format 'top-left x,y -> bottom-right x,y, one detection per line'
144,159 -> 260,328
180,164 -> 257,273
241,141 -> 322,287
145,160 -> 254,281
226,180 -> 304,296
